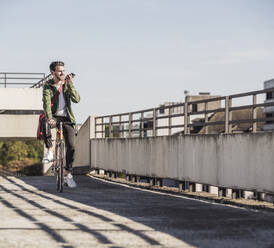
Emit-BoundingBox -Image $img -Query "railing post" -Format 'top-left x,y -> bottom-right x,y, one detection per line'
102,117 -> 105,138
141,112 -> 144,137
128,113 -> 132,138
153,108 -> 157,137
225,96 -> 229,133
168,107 -> 171,136
252,94 -> 257,132
184,97 -> 189,135
109,116 -> 113,138
119,115 -> 122,138
4,73 -> 7,88
229,99 -> 232,133
94,117 -> 97,139
225,96 -> 232,133
204,102 -> 208,134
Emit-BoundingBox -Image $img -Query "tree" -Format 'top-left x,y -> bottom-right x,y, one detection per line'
0,140 -> 43,166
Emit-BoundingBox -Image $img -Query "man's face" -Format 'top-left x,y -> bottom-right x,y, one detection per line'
51,65 -> 65,81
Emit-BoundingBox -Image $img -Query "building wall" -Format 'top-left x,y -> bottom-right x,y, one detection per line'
157,95 -> 221,136
0,115 -> 40,139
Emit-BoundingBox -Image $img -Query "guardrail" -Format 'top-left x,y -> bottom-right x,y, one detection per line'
0,72 -> 51,88
95,87 -> 274,137
30,73 -> 52,88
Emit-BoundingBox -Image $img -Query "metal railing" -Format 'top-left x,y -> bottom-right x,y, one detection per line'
0,72 -> 51,88
94,87 -> 274,138
30,73 -> 52,88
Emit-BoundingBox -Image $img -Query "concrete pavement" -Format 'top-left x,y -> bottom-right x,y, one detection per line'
0,175 -> 274,247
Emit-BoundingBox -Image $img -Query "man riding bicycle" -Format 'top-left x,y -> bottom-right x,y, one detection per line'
42,61 -> 80,188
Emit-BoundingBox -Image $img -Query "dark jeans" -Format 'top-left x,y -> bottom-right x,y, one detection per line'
42,116 -> 75,172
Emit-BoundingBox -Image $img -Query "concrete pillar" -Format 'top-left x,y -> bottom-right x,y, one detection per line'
178,182 -> 183,191
195,183 -> 202,192
226,189 -> 232,198
243,191 -> 254,200
209,186 -> 219,196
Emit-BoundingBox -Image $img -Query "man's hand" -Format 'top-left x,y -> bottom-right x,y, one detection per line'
66,74 -> 73,84
47,118 -> 56,127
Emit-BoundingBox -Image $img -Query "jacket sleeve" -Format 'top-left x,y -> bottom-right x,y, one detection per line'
67,82 -> 80,103
42,87 -> 53,119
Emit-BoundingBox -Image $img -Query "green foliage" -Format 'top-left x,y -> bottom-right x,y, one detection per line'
25,140 -> 44,160
0,140 -> 43,166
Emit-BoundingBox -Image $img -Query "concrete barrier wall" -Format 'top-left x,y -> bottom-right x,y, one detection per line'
74,116 -> 95,168
0,115 -> 40,138
90,133 -> 274,193
0,88 -> 42,110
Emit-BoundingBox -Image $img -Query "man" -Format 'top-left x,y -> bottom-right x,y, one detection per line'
42,61 -> 80,188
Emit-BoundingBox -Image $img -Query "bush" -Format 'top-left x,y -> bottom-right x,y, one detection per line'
0,140 -> 43,166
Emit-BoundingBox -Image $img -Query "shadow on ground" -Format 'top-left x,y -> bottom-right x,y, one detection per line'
1,175 -> 274,247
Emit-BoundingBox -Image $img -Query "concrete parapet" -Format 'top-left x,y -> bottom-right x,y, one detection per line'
74,116 -> 95,168
90,132 -> 274,194
0,88 -> 42,110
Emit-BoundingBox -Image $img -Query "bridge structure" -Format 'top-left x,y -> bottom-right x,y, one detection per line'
74,79 -> 274,203
1,74 -> 274,247
0,72 -> 50,140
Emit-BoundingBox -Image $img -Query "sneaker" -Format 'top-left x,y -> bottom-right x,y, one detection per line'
42,150 -> 54,163
65,173 -> 76,188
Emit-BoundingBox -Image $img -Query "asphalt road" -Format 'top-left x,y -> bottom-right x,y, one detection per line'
0,175 -> 274,248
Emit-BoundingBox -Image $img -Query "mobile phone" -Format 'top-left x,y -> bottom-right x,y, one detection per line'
65,73 -> 75,80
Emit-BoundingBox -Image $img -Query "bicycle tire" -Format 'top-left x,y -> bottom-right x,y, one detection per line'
56,141 -> 65,192
55,143 -> 61,191
59,141 -> 65,192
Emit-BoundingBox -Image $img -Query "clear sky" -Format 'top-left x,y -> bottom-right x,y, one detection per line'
1,0 -> 274,123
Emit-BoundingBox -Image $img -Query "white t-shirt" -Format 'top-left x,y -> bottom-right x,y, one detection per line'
55,84 -> 68,117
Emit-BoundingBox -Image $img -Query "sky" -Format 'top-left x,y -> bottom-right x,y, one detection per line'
1,0 -> 274,124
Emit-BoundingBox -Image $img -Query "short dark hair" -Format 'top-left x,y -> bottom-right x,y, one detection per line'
49,61 -> 65,71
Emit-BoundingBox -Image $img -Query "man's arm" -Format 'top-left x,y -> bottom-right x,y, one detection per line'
42,87 -> 53,120
67,82 -> 80,103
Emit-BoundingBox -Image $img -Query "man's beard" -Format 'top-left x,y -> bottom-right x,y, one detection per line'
55,73 -> 64,81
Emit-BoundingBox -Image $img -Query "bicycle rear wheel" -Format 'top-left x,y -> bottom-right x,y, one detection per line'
56,141 -> 65,192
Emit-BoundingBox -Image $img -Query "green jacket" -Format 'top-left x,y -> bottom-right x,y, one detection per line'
42,79 -> 80,124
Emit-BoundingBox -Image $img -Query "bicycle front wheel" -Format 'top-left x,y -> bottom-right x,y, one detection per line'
56,141 -> 65,192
